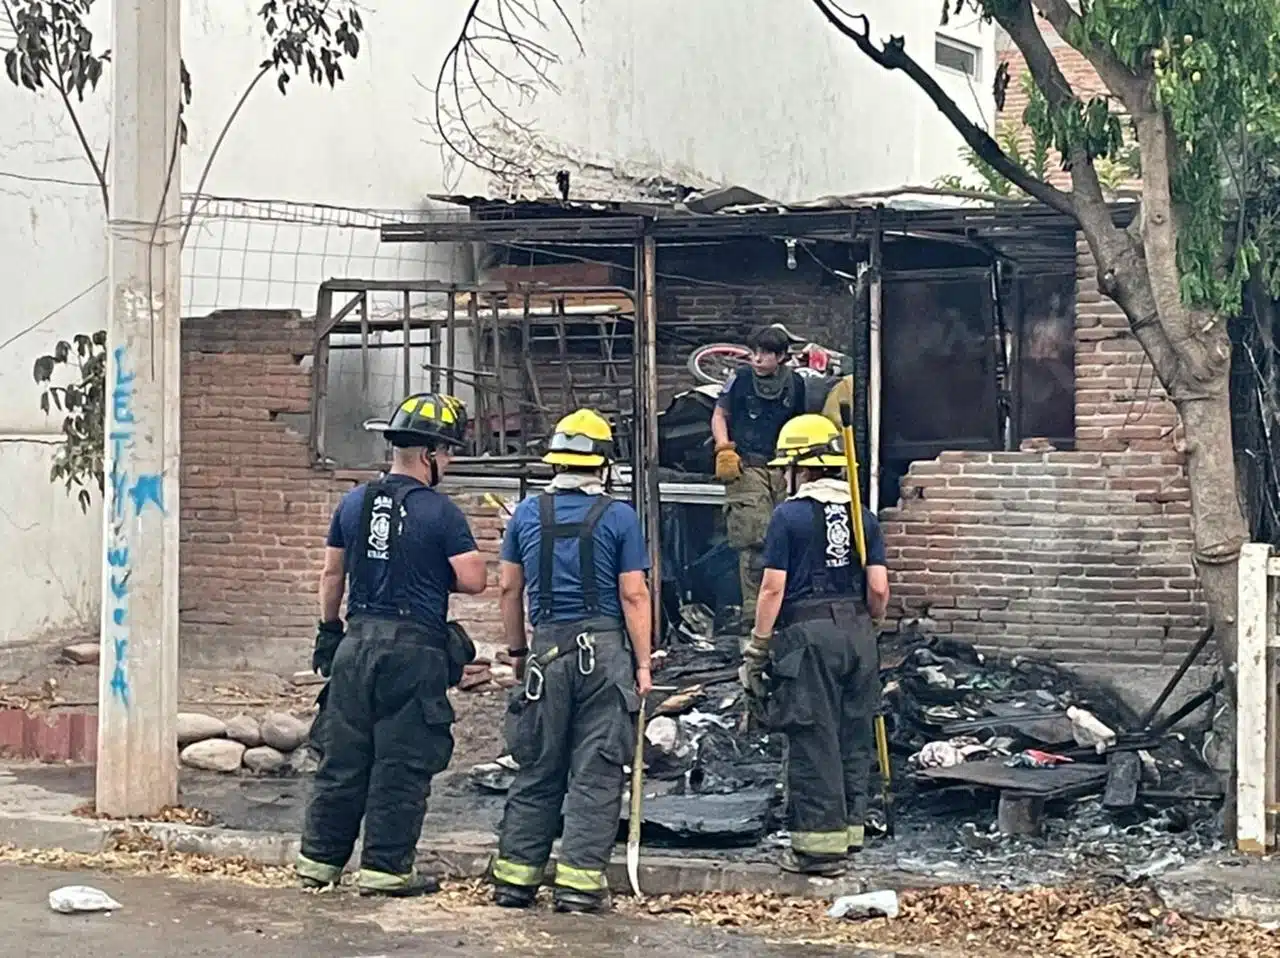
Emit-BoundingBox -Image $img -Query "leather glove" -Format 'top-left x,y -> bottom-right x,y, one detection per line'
738,631 -> 770,700
312,619 -> 345,677
714,442 -> 742,482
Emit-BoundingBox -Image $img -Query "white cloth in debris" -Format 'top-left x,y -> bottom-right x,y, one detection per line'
547,472 -> 605,496
788,477 -> 852,505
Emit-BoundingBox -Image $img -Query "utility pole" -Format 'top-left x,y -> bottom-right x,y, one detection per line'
96,0 -> 182,816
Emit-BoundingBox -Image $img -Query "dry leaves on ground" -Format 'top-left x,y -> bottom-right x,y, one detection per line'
70,803 -> 218,827
0,834 -> 296,888
628,885 -> 1280,958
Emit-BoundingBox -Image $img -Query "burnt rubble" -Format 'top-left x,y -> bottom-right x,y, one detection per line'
466,611 -> 1225,878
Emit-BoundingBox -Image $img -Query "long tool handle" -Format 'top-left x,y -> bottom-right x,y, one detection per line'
874,713 -> 895,837
838,401 -> 867,565
626,698 -> 647,898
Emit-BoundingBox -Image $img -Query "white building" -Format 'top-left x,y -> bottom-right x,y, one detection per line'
0,0 -> 994,659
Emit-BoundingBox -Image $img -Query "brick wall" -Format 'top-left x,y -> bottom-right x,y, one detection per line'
180,310 -> 508,672
878,239 -> 1206,672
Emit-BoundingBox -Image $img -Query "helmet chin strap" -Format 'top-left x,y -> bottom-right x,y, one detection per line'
426,448 -> 440,487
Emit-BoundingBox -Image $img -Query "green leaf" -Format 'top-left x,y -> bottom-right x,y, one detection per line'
33,355 -> 55,382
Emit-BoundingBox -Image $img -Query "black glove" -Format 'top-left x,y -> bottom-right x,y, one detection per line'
312,619 -> 345,677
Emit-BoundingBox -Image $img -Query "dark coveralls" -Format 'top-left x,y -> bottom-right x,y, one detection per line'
717,369 -> 807,623
761,494 -> 886,860
492,490 -> 649,898
298,475 -> 477,887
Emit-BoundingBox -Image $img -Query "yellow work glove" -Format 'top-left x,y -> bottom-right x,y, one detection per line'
714,442 -> 742,482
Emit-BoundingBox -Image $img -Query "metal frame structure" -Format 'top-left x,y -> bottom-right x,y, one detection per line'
309,279 -> 638,466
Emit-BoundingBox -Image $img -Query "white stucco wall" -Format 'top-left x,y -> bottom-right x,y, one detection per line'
0,0 -> 993,650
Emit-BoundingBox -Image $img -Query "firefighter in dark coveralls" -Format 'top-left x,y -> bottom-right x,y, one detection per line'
295,393 -> 488,896
489,408 -> 654,913
740,414 -> 890,877
710,325 -> 808,630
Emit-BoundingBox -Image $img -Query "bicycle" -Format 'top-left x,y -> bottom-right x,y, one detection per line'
685,323 -> 852,387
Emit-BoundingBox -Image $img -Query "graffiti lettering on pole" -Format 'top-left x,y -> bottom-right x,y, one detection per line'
105,345 -> 165,708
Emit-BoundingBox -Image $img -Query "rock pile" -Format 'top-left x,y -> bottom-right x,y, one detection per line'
177,712 -> 315,775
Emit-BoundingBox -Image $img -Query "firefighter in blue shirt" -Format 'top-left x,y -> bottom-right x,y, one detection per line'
740,414 -> 891,877
295,393 -> 488,897
488,408 -> 654,914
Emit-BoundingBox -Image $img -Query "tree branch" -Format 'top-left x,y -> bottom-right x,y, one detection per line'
994,1 -> 1181,388
180,64 -> 271,247
1030,0 -> 1147,111
809,0 -> 1076,218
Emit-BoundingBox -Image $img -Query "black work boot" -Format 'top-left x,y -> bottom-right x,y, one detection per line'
492,883 -> 538,909
779,849 -> 847,878
552,886 -> 608,914
355,868 -> 440,898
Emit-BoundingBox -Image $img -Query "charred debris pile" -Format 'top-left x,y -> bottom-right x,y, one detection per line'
467,613 -> 1223,874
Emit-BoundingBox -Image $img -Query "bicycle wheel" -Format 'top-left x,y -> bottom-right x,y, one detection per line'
688,342 -> 751,385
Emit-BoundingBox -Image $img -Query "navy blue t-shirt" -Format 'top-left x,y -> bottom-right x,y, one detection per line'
327,475 -> 478,633
761,498 -> 886,604
500,491 -> 650,625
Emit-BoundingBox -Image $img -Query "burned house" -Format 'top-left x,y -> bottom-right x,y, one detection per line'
178,191 -> 1204,713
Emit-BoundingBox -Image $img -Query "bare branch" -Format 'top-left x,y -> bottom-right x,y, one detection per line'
810,0 -> 1076,217
424,0 -> 580,184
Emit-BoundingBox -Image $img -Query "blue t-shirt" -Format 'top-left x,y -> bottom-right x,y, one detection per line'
327,475 -> 478,633
761,498 -> 886,604
500,491 -> 650,625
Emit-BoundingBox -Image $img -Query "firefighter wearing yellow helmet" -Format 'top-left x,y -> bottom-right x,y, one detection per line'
740,414 -> 891,877
489,408 -> 653,913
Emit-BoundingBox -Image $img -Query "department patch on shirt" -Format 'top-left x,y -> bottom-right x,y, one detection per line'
367,492 -> 394,561
823,503 -> 851,568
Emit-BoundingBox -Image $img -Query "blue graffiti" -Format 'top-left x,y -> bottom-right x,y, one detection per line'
105,345 -> 142,707
128,474 -> 165,516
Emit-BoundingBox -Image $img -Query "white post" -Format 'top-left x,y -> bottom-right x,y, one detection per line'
1236,542 -> 1271,853
95,0 -> 182,816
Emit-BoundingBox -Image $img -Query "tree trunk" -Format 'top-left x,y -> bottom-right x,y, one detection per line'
1179,389 -> 1247,687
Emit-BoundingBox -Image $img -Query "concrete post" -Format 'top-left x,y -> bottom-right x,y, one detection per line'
95,0 -> 182,816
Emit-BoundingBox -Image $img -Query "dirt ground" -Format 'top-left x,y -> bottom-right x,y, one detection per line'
2,842 -> 1277,958
0,656 -> 509,771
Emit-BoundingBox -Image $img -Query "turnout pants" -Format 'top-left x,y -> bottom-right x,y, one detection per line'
297,615 -> 455,884
493,619 -> 639,897
769,601 -> 879,859
724,465 -> 788,624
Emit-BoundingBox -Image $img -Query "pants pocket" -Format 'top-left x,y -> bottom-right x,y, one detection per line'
412,692 -> 456,776
767,645 -> 815,730
504,689 -> 540,767
608,676 -> 642,766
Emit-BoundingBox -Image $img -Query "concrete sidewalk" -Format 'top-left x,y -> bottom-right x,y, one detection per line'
2,761 -> 1279,919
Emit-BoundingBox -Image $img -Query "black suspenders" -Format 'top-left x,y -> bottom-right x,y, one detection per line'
537,492 -> 615,617
352,479 -> 424,616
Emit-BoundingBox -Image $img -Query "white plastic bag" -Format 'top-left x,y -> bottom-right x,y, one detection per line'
827,890 -> 899,920
48,885 -> 122,914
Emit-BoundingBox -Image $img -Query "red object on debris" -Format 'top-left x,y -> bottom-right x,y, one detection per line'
1006,749 -> 1075,769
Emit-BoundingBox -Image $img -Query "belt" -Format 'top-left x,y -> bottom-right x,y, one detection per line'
347,612 -> 448,649
778,597 -> 863,628
523,621 -> 624,702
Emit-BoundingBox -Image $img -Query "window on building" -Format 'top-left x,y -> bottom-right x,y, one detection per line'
935,35 -> 981,79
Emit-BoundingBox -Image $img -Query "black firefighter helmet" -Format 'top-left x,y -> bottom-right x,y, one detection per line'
379,392 -> 469,449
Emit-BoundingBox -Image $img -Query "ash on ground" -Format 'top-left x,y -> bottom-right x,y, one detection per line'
467,611 -> 1225,884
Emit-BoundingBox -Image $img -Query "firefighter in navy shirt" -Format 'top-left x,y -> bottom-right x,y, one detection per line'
740,414 -> 890,877
295,393 -> 488,897
489,408 -> 653,914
